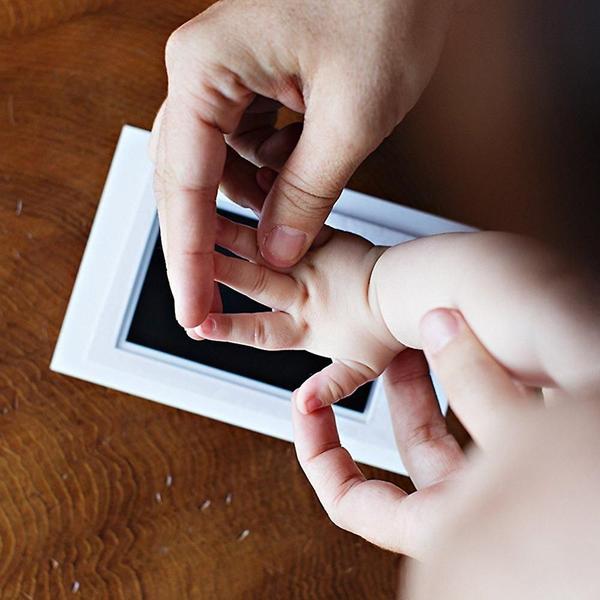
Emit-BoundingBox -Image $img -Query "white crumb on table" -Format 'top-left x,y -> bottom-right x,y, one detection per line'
237,529 -> 250,542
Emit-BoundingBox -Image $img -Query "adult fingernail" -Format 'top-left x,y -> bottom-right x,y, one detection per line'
263,225 -> 307,267
420,309 -> 460,354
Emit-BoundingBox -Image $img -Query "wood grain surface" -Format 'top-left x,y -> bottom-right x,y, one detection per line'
0,2 -> 407,598
1,0 -> 597,598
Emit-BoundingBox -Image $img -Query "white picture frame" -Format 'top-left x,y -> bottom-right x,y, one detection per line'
51,125 -> 474,474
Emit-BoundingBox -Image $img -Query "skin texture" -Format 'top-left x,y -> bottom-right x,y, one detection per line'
192,216 -> 600,557
149,0 -> 457,328
407,396 -> 600,600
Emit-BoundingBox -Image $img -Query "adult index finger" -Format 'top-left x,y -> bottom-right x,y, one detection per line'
420,309 -> 540,450
155,22 -> 255,327
155,101 -> 225,327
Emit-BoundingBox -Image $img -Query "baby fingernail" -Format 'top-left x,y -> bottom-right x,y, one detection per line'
185,328 -> 203,341
304,396 -> 322,413
263,226 -> 307,267
420,309 -> 460,354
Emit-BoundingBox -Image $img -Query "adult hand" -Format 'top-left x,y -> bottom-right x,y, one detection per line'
407,392 -> 600,600
292,308 -> 540,557
150,0 -> 457,328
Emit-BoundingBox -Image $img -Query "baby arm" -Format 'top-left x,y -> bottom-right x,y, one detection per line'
371,232 -> 600,395
195,216 -> 600,412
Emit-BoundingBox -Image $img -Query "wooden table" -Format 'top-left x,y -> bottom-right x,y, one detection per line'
1,1 -> 596,598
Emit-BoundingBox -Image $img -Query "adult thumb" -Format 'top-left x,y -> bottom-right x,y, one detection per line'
257,99 -> 370,268
420,309 -> 540,449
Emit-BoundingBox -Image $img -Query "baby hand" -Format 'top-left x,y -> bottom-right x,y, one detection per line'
194,215 -> 403,413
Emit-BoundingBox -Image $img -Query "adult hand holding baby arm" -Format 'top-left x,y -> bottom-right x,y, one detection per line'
195,217 -> 600,557
194,226 -> 531,555
372,232 -> 600,396
149,0 -> 457,328
292,309 -> 536,556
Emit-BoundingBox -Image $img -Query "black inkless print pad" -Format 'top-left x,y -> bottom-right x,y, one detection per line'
126,208 -> 372,413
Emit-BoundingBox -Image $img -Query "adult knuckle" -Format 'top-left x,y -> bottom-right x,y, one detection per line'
404,422 -> 449,452
276,173 -> 337,219
165,26 -> 187,71
389,367 -> 429,386
251,267 -> 269,297
327,471 -> 361,530
180,248 -> 212,259
325,492 -> 347,529
387,350 -> 429,386
165,20 -> 216,78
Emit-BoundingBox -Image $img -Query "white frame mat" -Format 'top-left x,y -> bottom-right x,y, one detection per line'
51,125 -> 474,474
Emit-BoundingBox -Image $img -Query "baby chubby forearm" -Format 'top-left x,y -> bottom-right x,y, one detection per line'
370,232 -> 600,393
